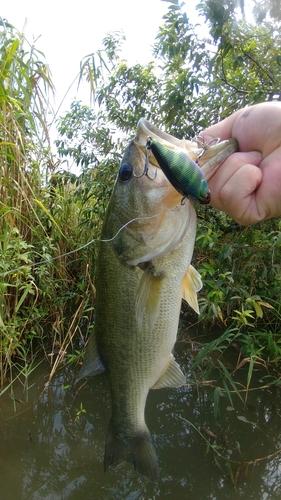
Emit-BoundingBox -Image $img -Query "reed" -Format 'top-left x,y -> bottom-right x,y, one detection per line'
0,19 -> 96,391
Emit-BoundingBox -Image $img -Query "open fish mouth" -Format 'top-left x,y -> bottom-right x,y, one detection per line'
135,118 -> 199,153
134,118 -> 200,163
135,118 -> 238,173
134,117 -> 238,167
133,118 -> 238,203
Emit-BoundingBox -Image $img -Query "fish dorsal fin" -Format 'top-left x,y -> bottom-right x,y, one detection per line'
76,331 -> 105,384
181,264 -> 203,314
151,354 -> 186,389
135,264 -> 165,331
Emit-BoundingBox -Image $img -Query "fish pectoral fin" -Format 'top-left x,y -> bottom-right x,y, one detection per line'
151,355 -> 186,389
181,264 -> 203,314
75,331 -> 105,384
135,265 -> 165,331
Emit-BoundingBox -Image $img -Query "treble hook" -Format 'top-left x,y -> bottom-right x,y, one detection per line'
195,135 -> 220,163
133,139 -> 157,180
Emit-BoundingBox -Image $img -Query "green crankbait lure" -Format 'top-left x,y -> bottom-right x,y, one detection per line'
146,136 -> 211,204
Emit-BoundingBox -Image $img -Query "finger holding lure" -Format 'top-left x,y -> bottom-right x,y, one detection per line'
146,136 -> 211,204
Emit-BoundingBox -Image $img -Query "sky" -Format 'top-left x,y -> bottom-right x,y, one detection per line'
1,0 -> 202,149
1,0 -> 172,115
1,0 -> 202,112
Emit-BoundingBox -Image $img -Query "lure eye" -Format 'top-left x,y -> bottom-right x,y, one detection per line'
119,163 -> 133,182
205,192 -> 211,204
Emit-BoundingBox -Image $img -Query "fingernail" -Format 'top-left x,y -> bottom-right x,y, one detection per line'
248,150 -> 262,160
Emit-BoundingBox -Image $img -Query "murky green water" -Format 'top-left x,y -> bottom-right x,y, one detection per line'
1,335 -> 281,500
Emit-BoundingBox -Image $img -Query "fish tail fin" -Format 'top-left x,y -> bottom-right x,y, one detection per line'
104,419 -> 159,483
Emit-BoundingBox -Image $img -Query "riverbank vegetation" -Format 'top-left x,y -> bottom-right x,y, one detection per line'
1,1 -> 281,405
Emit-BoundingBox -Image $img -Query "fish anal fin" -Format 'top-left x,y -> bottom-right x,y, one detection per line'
181,264 -> 202,314
104,420 -> 159,483
151,355 -> 186,389
76,331 -> 105,383
136,265 -> 165,331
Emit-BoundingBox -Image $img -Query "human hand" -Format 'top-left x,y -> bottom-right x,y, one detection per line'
202,102 -> 281,225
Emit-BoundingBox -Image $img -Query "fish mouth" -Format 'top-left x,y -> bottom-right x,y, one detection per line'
134,118 -> 238,182
198,138 -> 238,181
134,118 -> 199,166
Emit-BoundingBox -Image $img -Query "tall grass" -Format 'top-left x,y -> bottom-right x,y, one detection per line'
0,19 -> 99,389
2,16 -> 281,406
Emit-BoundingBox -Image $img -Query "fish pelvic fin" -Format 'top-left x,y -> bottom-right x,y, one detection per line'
181,264 -> 203,314
104,419 -> 159,483
151,354 -> 186,389
135,264 -> 165,331
75,331 -> 105,384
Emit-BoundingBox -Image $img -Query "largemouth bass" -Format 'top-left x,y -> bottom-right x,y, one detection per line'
77,119 -> 238,482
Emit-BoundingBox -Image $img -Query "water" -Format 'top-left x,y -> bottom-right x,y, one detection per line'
1,337 -> 281,500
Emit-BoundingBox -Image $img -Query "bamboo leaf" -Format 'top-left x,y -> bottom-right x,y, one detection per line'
33,199 -> 66,238
258,301 -> 274,309
15,283 -> 34,313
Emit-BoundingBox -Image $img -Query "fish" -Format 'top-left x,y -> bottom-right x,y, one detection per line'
146,136 -> 211,204
77,118 -> 238,482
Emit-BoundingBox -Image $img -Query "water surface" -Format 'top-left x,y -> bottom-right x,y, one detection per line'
1,335 -> 281,499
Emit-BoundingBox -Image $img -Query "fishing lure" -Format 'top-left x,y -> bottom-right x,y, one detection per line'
146,136 -> 211,204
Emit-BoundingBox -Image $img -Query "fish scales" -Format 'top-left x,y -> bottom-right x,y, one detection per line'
97,234 -> 194,481
94,145 -> 196,482
77,119 -> 238,482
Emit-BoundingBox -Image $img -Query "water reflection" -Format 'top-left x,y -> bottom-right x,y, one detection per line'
0,341 -> 281,499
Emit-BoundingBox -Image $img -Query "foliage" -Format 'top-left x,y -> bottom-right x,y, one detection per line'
190,209 -> 281,411
0,20 -> 98,388
57,0 -> 281,343
57,0 -> 281,150
197,0 -> 281,110
0,18 -> 50,383
252,0 -> 281,22
2,0 -> 281,399
194,212 -> 280,323
44,0 -> 281,374
68,0 -> 281,406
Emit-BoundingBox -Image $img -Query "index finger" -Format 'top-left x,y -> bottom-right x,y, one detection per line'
202,109 -> 244,143
202,102 -> 281,156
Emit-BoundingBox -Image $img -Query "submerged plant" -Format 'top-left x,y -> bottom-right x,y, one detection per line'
181,416 -> 281,488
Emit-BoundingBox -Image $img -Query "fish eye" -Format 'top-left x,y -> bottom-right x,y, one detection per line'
119,163 -> 133,182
